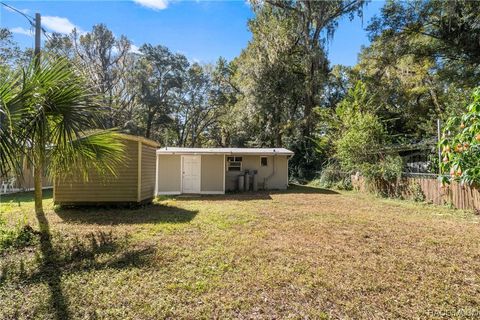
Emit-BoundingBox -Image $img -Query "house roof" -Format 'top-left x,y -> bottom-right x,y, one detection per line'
156,147 -> 294,156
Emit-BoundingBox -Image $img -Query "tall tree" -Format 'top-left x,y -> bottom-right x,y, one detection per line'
368,0 -> 480,87
205,58 -> 240,147
133,44 -> 188,140
265,0 -> 365,137
234,5 -> 304,148
45,25 -> 134,128
233,0 -> 364,178
174,63 -> 226,147
0,28 -> 22,77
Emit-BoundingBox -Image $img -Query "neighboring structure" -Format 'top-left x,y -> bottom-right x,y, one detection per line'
156,147 -> 294,195
54,134 -> 159,205
1,157 -> 52,194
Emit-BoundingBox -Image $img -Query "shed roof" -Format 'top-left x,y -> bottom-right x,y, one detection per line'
117,134 -> 159,148
156,147 -> 294,156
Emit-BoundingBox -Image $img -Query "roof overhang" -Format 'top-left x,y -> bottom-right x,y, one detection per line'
117,134 -> 159,148
156,148 -> 294,156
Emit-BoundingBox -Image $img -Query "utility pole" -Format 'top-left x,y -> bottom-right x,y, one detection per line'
33,12 -> 43,214
34,13 -> 41,66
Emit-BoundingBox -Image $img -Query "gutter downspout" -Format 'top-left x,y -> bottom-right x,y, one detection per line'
264,151 -> 277,190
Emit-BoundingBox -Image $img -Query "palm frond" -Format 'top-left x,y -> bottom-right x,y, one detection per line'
48,130 -> 125,182
13,55 -> 124,182
0,72 -> 25,177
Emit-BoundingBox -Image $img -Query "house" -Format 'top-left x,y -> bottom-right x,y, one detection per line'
53,137 -> 294,204
156,147 -> 294,195
54,134 -> 159,205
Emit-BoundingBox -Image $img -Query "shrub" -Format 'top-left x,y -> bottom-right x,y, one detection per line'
440,87 -> 480,186
408,182 -> 426,202
361,155 -> 403,197
334,112 -> 388,172
312,163 -> 353,190
333,81 -> 403,197
336,176 -> 353,191
317,163 -> 343,188
0,216 -> 37,253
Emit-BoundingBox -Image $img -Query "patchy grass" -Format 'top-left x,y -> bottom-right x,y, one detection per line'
1,185 -> 479,319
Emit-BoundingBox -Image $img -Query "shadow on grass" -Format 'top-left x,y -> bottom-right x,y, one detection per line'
175,192 -> 274,202
55,203 -> 198,225
283,184 -> 340,194
35,209 -> 71,320
174,184 -> 339,202
2,221 -> 156,320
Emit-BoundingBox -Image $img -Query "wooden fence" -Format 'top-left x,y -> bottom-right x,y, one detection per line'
351,174 -> 480,212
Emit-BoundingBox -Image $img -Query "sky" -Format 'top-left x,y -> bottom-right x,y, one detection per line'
0,0 -> 384,66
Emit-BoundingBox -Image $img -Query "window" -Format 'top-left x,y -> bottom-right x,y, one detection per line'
227,156 -> 242,171
260,156 -> 268,167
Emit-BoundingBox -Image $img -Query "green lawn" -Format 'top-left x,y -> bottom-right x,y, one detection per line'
1,187 -> 479,319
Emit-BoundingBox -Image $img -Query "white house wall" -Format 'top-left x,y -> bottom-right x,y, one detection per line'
225,155 -> 289,191
157,153 -> 289,194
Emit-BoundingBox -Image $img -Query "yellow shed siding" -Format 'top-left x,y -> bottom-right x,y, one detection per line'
140,144 -> 157,200
201,155 -> 224,192
54,139 -> 139,203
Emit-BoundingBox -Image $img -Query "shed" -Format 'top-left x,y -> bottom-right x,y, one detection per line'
156,147 -> 294,195
54,134 -> 159,205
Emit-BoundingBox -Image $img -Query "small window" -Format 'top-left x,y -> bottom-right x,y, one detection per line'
227,156 -> 242,171
260,156 -> 268,167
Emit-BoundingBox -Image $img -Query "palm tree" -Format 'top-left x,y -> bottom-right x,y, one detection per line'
1,56 -> 124,214
0,72 -> 22,178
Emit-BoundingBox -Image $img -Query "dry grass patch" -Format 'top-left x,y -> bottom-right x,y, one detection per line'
1,186 -> 479,319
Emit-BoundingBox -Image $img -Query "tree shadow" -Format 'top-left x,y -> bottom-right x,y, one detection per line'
35,209 -> 71,320
173,184 -> 339,202
55,203 -> 198,225
2,221 -> 156,320
280,184 -> 340,194
175,192 -> 275,202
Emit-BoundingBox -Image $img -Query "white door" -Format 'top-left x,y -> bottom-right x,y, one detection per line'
182,155 -> 201,193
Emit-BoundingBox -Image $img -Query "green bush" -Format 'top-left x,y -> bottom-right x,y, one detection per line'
440,87 -> 480,185
408,182 -> 426,202
312,163 -> 353,190
317,163 -> 343,188
336,176 -> 353,191
362,155 -> 403,182
334,81 -> 403,190
0,216 -> 37,253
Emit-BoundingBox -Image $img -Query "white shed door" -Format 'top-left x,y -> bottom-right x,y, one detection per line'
182,155 -> 201,193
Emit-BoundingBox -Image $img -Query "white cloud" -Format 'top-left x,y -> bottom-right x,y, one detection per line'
130,44 -> 142,54
4,6 -> 30,14
133,0 -> 169,10
42,16 -> 82,34
10,27 -> 33,37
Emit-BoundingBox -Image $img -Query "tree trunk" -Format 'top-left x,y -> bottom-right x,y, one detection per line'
145,111 -> 153,139
304,51 -> 320,138
34,158 -> 43,214
275,132 -> 282,147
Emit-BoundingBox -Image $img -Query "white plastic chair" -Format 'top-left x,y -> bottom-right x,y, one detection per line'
7,177 -> 16,193
0,180 -> 8,194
